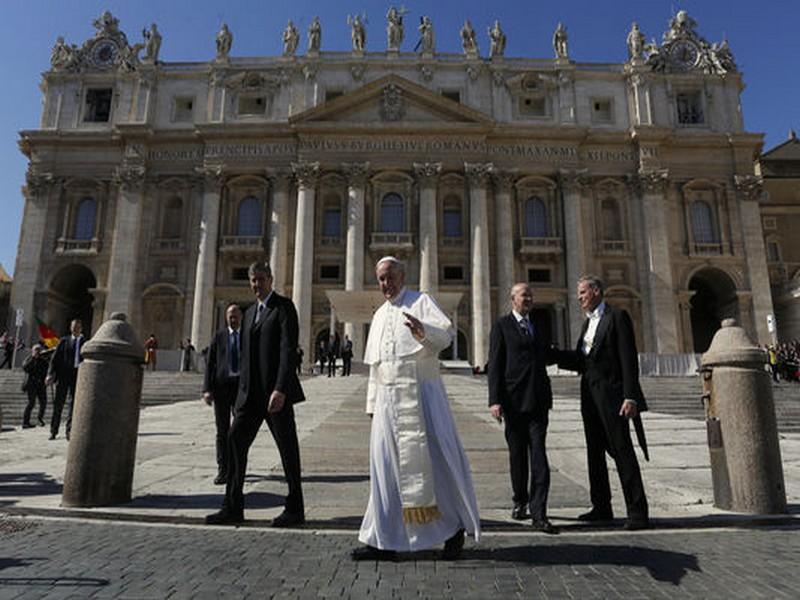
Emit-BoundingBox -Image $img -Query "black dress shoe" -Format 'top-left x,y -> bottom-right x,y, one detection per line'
624,517 -> 650,531
577,507 -> 614,522
213,473 -> 227,485
205,508 -> 243,525
22,422 -> 34,429
351,545 -> 397,561
271,510 -> 305,528
511,505 -> 528,521
532,519 -> 559,535
442,529 -> 465,560
48,433 -> 56,440
37,418 -> 45,427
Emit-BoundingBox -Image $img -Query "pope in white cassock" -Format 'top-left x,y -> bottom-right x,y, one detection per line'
352,256 -> 481,561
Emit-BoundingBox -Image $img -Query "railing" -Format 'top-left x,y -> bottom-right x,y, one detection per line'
370,232 -> 414,247
153,238 -> 184,252
55,238 -> 101,254
520,237 -> 562,253
442,236 -> 464,247
219,235 -> 264,251
320,236 -> 343,247
598,240 -> 630,254
691,242 -> 723,255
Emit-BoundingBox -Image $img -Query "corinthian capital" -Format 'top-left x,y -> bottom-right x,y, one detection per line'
292,161 -> 320,188
558,168 -> 591,193
194,164 -> 226,189
635,168 -> 669,194
490,168 -> 518,192
733,174 -> 764,202
24,167 -> 56,199
464,162 -> 494,187
265,168 -> 292,191
113,164 -> 146,192
342,162 -> 371,187
413,162 -> 441,187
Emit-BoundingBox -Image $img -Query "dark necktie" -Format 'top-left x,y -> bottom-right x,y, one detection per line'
520,319 -> 532,337
256,303 -> 264,323
230,330 -> 239,374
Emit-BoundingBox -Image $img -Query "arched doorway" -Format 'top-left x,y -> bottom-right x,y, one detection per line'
689,268 -> 739,353
141,285 -> 184,350
47,264 -> 96,337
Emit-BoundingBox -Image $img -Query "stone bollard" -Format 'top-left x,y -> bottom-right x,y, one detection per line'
700,318 -> 787,514
62,313 -> 145,507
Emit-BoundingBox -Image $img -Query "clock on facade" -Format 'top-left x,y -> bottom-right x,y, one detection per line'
90,39 -> 119,68
668,40 -> 700,71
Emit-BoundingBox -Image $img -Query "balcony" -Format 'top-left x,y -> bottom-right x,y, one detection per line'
520,237 -> 563,254
369,232 -> 414,251
219,235 -> 265,253
55,237 -> 101,255
598,240 -> 631,255
441,236 -> 464,247
152,238 -> 185,253
320,236 -> 343,247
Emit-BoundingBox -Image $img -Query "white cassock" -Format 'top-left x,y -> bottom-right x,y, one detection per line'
358,287 -> 481,551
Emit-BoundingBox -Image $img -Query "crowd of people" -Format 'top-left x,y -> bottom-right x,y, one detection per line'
767,340 -> 800,382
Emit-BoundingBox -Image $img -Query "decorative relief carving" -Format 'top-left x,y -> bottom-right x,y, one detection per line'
24,168 -> 57,199
292,161 -> 320,188
419,64 -> 434,82
342,162 -> 371,187
635,168 -> 670,194
380,84 -> 406,121
350,64 -> 366,81
413,162 -> 442,186
464,162 -> 494,187
734,174 -> 764,202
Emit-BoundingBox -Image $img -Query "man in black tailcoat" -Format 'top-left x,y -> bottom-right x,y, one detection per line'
489,283 -> 559,534
203,303 -> 243,485
206,261 -> 305,527
556,275 -> 649,530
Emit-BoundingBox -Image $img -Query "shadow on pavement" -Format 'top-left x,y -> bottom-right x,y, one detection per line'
0,473 -> 62,498
0,556 -> 107,588
126,490 -> 283,510
247,473 -> 369,484
461,544 -> 700,584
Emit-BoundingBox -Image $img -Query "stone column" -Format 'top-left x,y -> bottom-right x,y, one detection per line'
105,163 -> 146,320
491,169 -> 516,311
628,72 -> 653,126
414,162 -> 441,294
735,175 -> 775,345
465,162 -> 493,369
9,169 -> 56,339
637,169 -> 680,354
291,162 -> 320,369
267,170 -> 291,294
190,165 -> 224,348
342,162 -> 369,359
559,169 -> 590,346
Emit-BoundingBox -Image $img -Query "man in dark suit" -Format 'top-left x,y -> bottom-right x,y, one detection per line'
489,283 -> 558,534
203,303 -> 243,485
341,335 -> 353,376
206,261 -> 305,527
556,275 -> 649,530
45,318 -> 84,440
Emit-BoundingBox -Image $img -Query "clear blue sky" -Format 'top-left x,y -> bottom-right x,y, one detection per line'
1,0 -> 798,277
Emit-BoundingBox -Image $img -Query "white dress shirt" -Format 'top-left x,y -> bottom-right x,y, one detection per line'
581,301 -> 606,356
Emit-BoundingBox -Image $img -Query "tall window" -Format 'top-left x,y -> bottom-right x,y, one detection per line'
73,197 -> 97,240
524,197 -> 548,237
161,197 -> 182,239
380,193 -> 405,232
237,196 -> 262,236
601,198 -> 623,240
442,195 -> 462,238
323,208 -> 342,237
691,200 -> 717,243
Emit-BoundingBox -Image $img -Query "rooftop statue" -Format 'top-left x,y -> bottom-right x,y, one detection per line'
461,20 -> 478,56
283,20 -> 299,56
308,16 -> 321,52
348,14 -> 367,52
627,22 -> 645,61
417,16 -> 435,54
50,36 -> 79,71
215,23 -> 232,60
142,23 -> 162,62
488,20 -> 506,58
553,22 -> 569,59
386,6 -> 407,51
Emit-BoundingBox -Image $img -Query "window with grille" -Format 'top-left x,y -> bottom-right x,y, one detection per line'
380,193 -> 405,232
524,197 -> 548,237
73,197 -> 97,239
691,200 -> 718,243
237,196 -> 262,236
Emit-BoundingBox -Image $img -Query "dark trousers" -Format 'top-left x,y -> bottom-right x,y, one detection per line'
504,410 -> 550,521
581,383 -> 648,519
51,372 -> 77,437
212,379 -> 238,477
225,402 -> 304,515
327,358 -> 336,377
342,357 -> 352,376
23,385 -> 47,425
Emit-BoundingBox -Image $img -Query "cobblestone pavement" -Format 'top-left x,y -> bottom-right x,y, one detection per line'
0,517 -> 798,599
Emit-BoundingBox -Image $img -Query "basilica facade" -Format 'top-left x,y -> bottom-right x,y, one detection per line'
12,10 -> 782,368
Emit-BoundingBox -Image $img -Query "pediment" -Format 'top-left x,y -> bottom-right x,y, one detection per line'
289,75 -> 492,127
